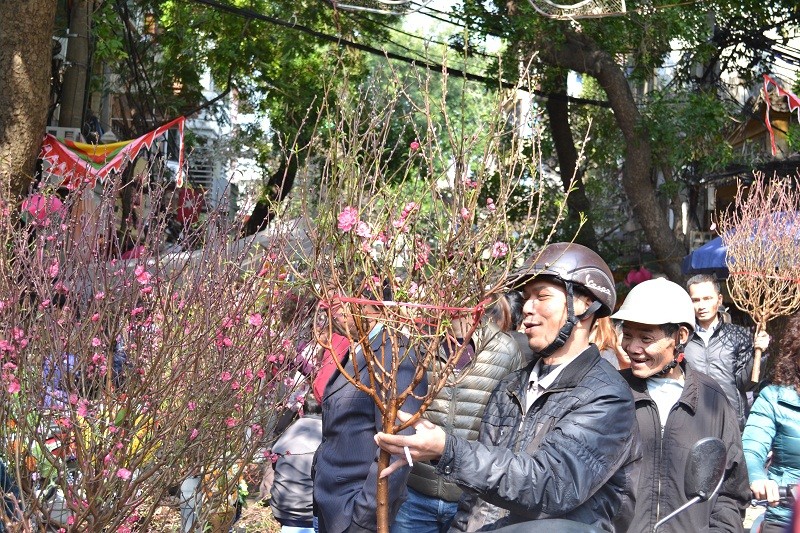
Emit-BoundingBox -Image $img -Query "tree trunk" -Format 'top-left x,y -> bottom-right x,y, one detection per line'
59,0 -> 92,129
544,70 -> 599,251
0,0 -> 58,198
538,30 -> 686,281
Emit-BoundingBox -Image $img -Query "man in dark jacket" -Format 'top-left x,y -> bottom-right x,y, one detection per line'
685,274 -> 770,429
313,290 -> 426,533
376,243 -> 641,532
612,278 -> 751,533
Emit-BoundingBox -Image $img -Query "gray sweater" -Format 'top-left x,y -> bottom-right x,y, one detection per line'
269,415 -> 322,526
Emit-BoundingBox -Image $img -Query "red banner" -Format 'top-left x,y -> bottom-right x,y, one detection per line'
39,117 -> 186,189
763,75 -> 800,156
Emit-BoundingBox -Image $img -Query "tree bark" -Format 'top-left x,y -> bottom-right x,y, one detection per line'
544,70 -> 599,251
59,0 -> 93,129
537,30 -> 686,280
0,0 -> 58,198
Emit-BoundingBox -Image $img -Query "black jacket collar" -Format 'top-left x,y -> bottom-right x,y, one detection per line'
624,361 -> 699,416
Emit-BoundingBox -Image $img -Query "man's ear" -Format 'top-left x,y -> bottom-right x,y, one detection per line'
574,296 -> 596,322
678,325 -> 690,345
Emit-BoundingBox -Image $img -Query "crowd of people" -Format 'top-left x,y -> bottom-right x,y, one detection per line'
262,242 -> 800,533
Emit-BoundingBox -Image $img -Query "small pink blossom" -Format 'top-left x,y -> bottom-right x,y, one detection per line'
231,380 -> 240,391
131,307 -> 144,317
460,207 -> 470,220
402,202 -> 418,217
486,198 -> 496,212
414,240 -> 431,271
6,379 -> 20,394
355,221 -> 372,239
91,337 -> 102,347
134,265 -> 151,285
116,468 -> 132,480
189,428 -> 199,440
67,516 -> 75,526
187,401 -> 196,411
91,313 -> 100,322
410,140 -> 420,151
219,371 -> 232,382
225,417 -> 237,428
48,260 -> 59,279
94,292 -> 106,300
222,337 -> 233,347
257,369 -> 266,379
248,313 -> 263,327
337,206 -> 359,232
92,353 -> 106,365
491,241 -> 509,258
77,400 -> 89,418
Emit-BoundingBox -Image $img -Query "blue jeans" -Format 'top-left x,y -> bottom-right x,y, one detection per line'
391,487 -> 459,533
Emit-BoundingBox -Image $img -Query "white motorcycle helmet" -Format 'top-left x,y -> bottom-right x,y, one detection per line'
612,278 -> 695,330
611,278 -> 695,375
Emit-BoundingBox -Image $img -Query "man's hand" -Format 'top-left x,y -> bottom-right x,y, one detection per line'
754,331 -> 770,352
751,479 -> 780,506
374,410 -> 447,478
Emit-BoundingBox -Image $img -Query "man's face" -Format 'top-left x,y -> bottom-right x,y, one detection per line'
521,278 -> 590,353
320,295 -> 356,337
620,322 -> 679,379
687,281 -> 723,324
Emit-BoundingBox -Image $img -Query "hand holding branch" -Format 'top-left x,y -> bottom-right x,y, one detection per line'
375,410 -> 447,478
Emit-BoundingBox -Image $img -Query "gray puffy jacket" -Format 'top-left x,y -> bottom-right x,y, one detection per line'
440,345 -> 641,532
406,322 -> 522,502
684,317 -> 756,429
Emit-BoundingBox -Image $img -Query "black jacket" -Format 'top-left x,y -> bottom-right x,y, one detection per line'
622,362 -> 750,533
684,317 -> 756,429
439,345 -> 641,532
313,327 -> 426,533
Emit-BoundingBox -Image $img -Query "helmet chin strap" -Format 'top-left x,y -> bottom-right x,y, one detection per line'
657,338 -> 686,376
538,282 -> 603,358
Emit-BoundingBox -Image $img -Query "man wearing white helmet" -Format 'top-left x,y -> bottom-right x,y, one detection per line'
612,278 -> 750,533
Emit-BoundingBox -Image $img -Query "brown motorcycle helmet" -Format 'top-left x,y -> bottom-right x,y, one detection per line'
511,242 -> 616,317
511,242 -> 616,356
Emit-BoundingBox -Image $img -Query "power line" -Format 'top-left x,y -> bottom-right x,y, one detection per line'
184,0 -> 612,108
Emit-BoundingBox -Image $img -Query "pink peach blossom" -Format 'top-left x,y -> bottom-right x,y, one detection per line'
134,265 -> 151,285
491,241 -> 509,258
355,221 -> 372,239
337,206 -> 359,232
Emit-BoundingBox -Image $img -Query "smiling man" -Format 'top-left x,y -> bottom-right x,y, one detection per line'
612,278 -> 750,533
375,242 -> 640,532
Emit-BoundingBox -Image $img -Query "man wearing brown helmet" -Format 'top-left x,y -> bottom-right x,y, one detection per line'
375,243 -> 641,532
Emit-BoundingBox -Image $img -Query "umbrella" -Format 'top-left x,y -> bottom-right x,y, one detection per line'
681,236 -> 728,277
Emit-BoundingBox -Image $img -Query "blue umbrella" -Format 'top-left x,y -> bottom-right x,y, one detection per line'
681,236 -> 728,277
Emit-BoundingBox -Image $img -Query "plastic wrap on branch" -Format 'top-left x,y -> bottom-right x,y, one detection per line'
718,173 -> 800,382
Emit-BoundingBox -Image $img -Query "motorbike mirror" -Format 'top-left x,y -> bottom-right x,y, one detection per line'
654,437 -> 728,532
684,437 -> 727,501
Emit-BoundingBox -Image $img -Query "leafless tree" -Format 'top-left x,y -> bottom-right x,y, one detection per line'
719,173 -> 800,382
